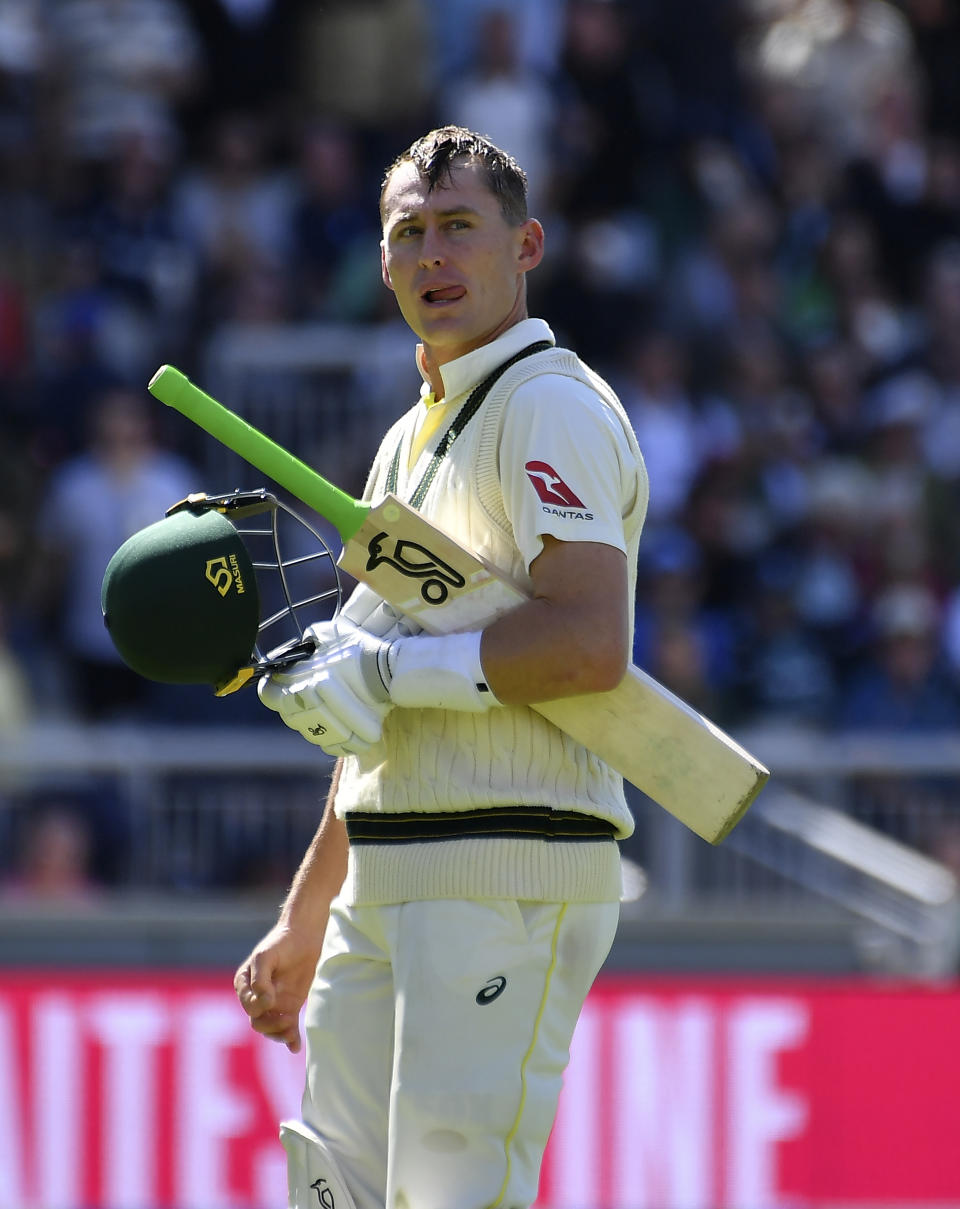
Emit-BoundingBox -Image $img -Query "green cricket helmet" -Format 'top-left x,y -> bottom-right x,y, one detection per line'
101,489 -> 340,695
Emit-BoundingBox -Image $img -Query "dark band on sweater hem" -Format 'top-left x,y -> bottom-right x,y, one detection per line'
344,806 -> 617,845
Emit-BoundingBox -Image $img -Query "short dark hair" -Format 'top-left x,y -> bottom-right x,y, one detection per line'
380,126 -> 528,226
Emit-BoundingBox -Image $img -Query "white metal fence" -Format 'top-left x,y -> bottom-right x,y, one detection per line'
1,721 -> 958,893
2,721 -> 959,974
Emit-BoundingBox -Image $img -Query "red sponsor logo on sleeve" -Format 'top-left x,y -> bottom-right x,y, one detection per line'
525,461 -> 587,508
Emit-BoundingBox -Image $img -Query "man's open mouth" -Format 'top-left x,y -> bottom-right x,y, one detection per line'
423,285 -> 467,303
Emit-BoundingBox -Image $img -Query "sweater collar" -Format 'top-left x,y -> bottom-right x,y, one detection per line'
416,318 -> 555,404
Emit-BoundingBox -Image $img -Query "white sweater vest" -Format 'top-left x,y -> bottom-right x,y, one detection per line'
335,345 -> 648,904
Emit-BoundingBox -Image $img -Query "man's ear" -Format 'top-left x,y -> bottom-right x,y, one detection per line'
517,219 -> 545,274
380,240 -> 394,291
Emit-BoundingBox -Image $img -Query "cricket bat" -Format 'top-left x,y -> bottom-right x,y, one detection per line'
149,364 -> 768,842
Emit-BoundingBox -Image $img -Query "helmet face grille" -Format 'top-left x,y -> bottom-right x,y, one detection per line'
231,495 -> 342,662
101,491 -> 342,688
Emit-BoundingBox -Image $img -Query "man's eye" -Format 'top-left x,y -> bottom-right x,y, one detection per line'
448,220 -> 470,230
397,225 -> 421,238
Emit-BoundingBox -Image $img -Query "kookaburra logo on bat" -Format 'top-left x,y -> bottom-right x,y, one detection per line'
365,531 -> 466,604
310,1178 -> 335,1209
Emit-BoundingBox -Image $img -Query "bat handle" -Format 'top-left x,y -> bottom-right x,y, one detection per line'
148,364 -> 369,544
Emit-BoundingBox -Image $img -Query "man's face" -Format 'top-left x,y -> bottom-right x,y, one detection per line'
380,159 -> 543,363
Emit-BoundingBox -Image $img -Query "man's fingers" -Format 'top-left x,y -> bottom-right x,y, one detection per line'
240,986 -> 266,1017
257,675 -> 285,711
249,1009 -> 301,1051
235,959 -> 276,1016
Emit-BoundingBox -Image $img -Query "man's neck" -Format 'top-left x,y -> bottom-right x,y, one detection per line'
419,309 -> 528,401
417,345 -> 444,400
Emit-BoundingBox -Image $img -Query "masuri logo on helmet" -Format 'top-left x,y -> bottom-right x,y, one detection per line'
205,553 -> 248,597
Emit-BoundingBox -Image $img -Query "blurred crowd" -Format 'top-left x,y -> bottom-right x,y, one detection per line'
4,0 -> 960,889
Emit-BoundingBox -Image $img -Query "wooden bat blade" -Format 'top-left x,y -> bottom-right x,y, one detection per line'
341,494 -> 768,843
536,675 -> 768,844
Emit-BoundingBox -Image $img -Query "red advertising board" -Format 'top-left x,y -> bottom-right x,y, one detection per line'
2,972 -> 959,1209
544,976 -> 960,1209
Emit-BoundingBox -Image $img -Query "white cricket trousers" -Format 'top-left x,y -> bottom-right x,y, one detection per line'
300,896 -> 620,1209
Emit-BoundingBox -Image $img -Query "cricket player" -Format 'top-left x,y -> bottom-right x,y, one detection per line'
235,126 -> 649,1209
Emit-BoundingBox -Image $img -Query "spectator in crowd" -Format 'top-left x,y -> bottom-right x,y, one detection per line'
439,7 -> 558,214
44,0 -> 202,167
859,370 -> 941,592
533,202 -> 660,369
619,327 -> 710,525
0,592 -> 31,734
177,0 -> 310,138
29,220 -> 169,460
836,581 -> 960,848
837,582 -> 960,730
24,385 -> 197,719
818,210 -> 916,375
803,337 -> 869,455
772,132 -> 840,345
552,0 -> 655,218
423,0 -> 567,81
632,526 -> 740,722
1,800 -> 101,903
740,549 -> 839,727
915,241 -> 960,490
665,179 -> 783,359
171,110 -> 295,329
288,121 -> 382,322
293,0 -> 431,140
745,0 -> 921,164
71,132 -> 199,357
904,0 -> 960,137
791,457 -> 873,677
717,328 -> 814,541
845,75 -> 960,299
644,0 -> 756,152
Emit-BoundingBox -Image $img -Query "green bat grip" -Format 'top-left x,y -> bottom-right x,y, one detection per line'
148,364 -> 370,544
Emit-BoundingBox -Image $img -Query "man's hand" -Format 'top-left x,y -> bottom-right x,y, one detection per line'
258,616 -> 393,755
259,610 -> 503,746
234,922 -> 323,1053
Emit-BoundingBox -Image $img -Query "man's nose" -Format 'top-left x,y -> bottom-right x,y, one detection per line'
418,229 -> 445,268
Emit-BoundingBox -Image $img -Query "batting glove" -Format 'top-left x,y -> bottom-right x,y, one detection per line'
258,617 -> 393,756
385,630 -> 503,713
336,590 -> 496,710
339,584 -> 423,641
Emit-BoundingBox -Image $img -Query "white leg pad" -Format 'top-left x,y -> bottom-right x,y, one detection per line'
279,1119 -> 359,1209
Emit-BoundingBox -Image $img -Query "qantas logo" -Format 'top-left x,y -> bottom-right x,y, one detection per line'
524,461 -> 593,519
525,461 -> 585,507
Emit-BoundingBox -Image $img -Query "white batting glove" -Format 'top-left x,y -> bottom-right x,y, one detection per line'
385,631 -> 503,713
260,617 -> 503,752
337,587 -> 499,712
340,586 -> 423,641
258,617 -> 393,756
